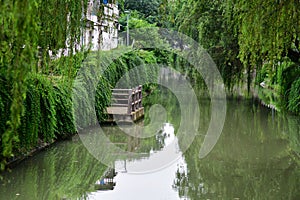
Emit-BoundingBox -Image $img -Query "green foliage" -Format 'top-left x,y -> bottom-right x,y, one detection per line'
0,47 -> 161,168
37,75 -> 57,142
0,0 -> 40,159
119,10 -> 156,30
257,59 -> 300,112
0,76 -> 11,137
0,0 -> 89,167
232,0 -> 300,67
54,83 -> 76,138
73,49 -> 161,128
95,76 -> 112,122
281,63 -> 300,96
73,62 -> 102,128
160,0 -> 243,92
49,52 -> 87,78
18,74 -> 57,152
124,0 -> 162,24
161,0 -> 300,111
129,15 -> 156,29
18,78 -> 41,150
288,78 -> 300,114
230,0 -> 300,97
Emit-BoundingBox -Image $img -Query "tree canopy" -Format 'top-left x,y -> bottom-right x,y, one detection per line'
123,0 -> 162,24
0,0 -> 89,168
160,0 -> 300,113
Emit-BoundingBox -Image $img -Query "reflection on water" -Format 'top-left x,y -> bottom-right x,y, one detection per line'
95,168 -> 117,191
0,96 -> 299,199
113,123 -> 181,173
174,100 -> 300,200
0,136 -> 107,200
0,119 -> 185,200
89,122 -> 185,200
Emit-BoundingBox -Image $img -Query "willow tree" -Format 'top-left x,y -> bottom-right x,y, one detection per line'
231,0 -> 300,111
161,0 -> 300,110
159,0 -> 243,91
232,0 -> 300,66
0,0 -> 88,169
124,0 -> 162,24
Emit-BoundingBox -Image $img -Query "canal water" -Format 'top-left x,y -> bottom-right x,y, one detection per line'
0,92 -> 300,199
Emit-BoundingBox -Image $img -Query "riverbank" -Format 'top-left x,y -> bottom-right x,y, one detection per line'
5,140 -> 53,169
1,47 -> 299,171
0,49 -> 162,171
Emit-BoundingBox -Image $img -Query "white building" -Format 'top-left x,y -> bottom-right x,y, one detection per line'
49,0 -> 119,58
83,0 -> 119,51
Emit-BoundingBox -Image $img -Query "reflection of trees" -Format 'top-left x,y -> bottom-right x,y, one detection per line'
173,101 -> 300,199
102,123 -> 167,155
0,138 -> 107,200
143,86 -> 181,131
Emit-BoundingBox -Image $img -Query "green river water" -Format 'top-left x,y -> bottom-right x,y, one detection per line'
0,90 -> 299,199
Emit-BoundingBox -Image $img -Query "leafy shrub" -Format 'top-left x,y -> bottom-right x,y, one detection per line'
288,77 -> 300,114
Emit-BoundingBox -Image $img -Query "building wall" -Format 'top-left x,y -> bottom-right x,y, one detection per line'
49,1 -> 118,58
83,0 -> 119,51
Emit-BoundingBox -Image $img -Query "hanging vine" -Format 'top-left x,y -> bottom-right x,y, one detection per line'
0,0 -> 89,169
